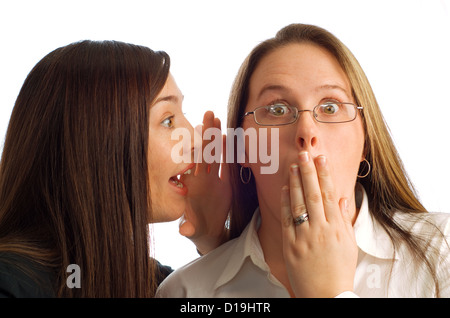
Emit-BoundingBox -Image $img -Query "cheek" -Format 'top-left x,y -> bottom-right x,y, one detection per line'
147,155 -> 164,218
246,128 -> 296,204
148,132 -> 176,172
242,125 -> 297,178
147,136 -> 170,201
324,127 -> 365,190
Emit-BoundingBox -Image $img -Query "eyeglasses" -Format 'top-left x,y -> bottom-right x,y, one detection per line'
243,102 -> 363,126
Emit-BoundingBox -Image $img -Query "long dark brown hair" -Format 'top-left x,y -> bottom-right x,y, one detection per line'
0,40 -> 170,297
227,24 -> 447,296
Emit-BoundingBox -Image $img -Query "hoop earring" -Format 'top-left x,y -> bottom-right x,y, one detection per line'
357,158 -> 371,178
240,166 -> 252,184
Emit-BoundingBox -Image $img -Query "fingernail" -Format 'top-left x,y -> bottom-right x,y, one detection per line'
299,151 -> 309,163
290,164 -> 299,175
317,155 -> 326,167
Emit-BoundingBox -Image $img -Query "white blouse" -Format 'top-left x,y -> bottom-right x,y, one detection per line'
156,189 -> 450,298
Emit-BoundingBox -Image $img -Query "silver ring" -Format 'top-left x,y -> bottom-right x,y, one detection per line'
294,212 -> 309,225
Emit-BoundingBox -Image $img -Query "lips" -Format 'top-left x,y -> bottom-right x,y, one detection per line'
169,163 -> 195,189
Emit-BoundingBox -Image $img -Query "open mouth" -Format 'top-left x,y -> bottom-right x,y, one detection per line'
169,165 -> 194,189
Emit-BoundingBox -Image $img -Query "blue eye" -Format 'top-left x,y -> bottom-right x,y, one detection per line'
161,116 -> 174,128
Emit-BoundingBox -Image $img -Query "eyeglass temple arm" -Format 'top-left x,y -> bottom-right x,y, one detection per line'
242,111 -> 255,120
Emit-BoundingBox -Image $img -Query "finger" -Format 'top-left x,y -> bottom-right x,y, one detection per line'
209,116 -> 222,176
219,134 -> 230,182
193,142 -> 202,176
315,155 -> 340,223
198,112 -> 215,173
297,151 -> 326,225
214,116 -> 221,130
280,185 -> 296,244
202,111 -> 215,130
193,124 -> 203,176
289,164 -> 310,230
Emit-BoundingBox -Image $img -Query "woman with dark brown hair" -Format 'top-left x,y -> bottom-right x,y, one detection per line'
0,40 -> 230,297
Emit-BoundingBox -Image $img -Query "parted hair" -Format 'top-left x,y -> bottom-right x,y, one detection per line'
0,40 -> 170,297
227,23 -> 445,296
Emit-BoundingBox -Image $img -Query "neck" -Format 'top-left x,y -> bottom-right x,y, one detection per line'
257,202 -> 295,297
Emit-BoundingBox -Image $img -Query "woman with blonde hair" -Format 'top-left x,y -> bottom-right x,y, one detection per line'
156,23 -> 450,297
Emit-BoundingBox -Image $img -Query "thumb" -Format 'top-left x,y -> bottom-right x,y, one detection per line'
179,218 -> 196,237
179,214 -> 196,237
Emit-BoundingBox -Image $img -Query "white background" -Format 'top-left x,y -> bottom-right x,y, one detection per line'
1,0 -> 449,269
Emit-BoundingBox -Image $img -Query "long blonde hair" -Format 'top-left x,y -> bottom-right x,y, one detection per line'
227,23 -> 442,295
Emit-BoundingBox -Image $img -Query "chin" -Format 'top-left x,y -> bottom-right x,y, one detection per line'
152,201 -> 185,223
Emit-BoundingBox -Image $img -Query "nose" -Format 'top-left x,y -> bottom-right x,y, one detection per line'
295,110 -> 318,151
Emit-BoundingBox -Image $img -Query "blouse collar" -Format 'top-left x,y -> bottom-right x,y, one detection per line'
214,184 -> 398,289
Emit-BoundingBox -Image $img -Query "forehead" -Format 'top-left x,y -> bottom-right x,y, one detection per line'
249,43 -> 351,98
159,73 -> 182,97
153,73 -> 183,105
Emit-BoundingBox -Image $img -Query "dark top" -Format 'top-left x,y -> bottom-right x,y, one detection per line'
0,252 -> 55,297
0,252 -> 173,298
155,260 -> 174,286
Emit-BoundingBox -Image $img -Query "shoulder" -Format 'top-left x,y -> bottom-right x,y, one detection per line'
155,236 -> 241,298
393,211 -> 450,268
394,212 -> 450,296
394,211 -> 450,237
0,252 -> 55,298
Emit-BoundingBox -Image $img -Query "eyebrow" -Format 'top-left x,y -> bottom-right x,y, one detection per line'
257,84 -> 288,99
314,84 -> 351,98
153,94 -> 184,105
257,84 -> 351,100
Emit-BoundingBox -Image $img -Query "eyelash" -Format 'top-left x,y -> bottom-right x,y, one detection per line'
266,99 -> 290,106
321,97 -> 342,104
161,115 -> 175,128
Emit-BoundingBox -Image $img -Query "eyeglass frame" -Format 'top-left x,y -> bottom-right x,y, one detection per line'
242,102 -> 364,126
